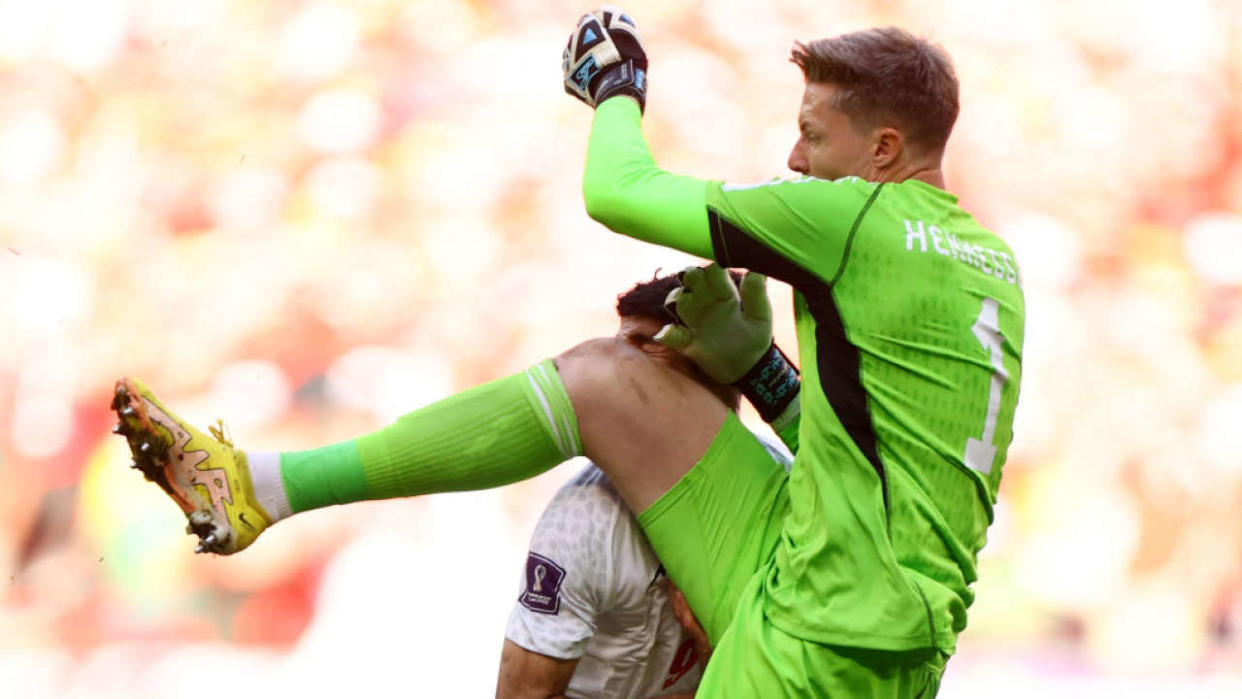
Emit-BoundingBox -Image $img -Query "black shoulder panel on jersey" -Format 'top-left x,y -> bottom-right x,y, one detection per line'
707,185 -> 889,511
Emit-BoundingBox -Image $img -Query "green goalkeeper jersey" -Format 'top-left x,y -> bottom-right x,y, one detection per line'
583,99 -> 1024,652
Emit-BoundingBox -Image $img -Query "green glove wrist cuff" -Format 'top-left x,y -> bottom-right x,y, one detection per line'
733,342 -> 800,423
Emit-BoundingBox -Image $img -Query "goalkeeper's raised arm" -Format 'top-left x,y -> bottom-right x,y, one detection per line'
562,5 -> 714,258
563,5 -> 872,280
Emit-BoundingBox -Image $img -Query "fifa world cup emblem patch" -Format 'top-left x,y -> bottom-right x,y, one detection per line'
519,552 -> 566,614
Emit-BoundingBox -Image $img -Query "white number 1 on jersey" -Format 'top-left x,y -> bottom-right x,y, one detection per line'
965,298 -> 1007,475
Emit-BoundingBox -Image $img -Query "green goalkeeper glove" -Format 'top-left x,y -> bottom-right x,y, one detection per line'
655,263 -> 801,426
562,4 -> 648,112
653,263 -> 771,384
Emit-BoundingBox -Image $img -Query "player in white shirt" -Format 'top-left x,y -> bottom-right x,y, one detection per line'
504,463 -> 702,698
497,271 -> 792,699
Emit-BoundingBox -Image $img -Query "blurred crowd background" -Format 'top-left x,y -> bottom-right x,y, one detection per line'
2,0 -> 1241,696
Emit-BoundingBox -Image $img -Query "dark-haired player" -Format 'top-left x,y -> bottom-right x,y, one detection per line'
498,271 -> 790,699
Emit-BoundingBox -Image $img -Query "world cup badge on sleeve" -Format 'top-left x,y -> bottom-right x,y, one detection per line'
519,552 -> 567,615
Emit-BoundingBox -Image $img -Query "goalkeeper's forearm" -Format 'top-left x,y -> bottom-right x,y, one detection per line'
582,99 -> 714,258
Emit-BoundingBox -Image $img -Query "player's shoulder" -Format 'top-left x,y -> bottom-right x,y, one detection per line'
709,175 -> 879,229
537,463 -> 628,538
564,461 -> 614,489
892,180 -> 1016,253
533,463 -> 659,604
717,174 -> 876,197
876,181 -> 1025,293
556,464 -> 655,560
555,462 -> 624,507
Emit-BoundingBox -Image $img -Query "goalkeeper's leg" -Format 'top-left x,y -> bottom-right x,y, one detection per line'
114,337 -> 729,554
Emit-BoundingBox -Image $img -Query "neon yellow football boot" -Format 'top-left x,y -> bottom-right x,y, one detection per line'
111,377 -> 272,554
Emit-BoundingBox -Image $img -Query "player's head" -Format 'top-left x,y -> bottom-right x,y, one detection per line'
616,270 -> 742,410
786,27 -> 958,182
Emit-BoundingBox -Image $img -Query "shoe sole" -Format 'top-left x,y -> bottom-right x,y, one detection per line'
111,378 -> 231,553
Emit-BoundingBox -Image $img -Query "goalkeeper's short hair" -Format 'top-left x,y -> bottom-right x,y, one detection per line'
791,27 -> 958,155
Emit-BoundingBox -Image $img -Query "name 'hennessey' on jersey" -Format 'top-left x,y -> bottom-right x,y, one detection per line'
903,219 -> 1020,285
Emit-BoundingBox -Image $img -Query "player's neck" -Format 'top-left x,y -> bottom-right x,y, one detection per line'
870,163 -> 946,190
904,167 -> 946,190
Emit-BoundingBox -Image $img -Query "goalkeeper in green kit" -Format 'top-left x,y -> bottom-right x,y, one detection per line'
112,5 -> 1023,696
560,8 -> 1024,693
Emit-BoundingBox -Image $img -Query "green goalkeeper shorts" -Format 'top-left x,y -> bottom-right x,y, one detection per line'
637,411 -> 790,645
638,412 -> 948,697
699,570 -> 948,697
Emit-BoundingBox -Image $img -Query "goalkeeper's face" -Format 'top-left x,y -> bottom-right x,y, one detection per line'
788,81 -> 885,181
617,315 -> 739,409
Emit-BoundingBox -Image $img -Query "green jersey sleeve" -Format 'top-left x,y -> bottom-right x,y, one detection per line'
581,98 -> 713,258
581,99 -> 886,288
705,177 -> 884,285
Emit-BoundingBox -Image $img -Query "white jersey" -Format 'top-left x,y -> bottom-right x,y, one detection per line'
505,438 -> 792,698
505,463 -> 700,698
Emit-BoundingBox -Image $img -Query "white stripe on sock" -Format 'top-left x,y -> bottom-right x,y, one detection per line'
248,451 -> 292,522
535,363 -> 580,455
526,371 -> 571,458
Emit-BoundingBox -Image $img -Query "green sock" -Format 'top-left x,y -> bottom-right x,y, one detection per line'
279,359 -> 581,514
